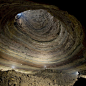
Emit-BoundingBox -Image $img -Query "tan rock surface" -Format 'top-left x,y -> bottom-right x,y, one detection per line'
0,70 -> 78,86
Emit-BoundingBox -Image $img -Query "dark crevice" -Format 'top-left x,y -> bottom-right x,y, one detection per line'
73,77 -> 86,86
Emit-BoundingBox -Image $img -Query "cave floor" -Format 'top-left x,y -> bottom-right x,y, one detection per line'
0,69 -> 78,86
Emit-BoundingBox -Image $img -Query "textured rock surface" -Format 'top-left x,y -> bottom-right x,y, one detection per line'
0,0 -> 86,86
0,0 -> 85,74
0,70 -> 78,86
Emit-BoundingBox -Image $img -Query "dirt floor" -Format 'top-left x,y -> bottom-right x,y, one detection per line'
0,69 -> 78,86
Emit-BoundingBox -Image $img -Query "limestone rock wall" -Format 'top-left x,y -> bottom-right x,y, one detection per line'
0,0 -> 86,75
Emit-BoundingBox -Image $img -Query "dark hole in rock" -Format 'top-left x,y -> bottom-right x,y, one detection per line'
14,84 -> 16,86
73,77 -> 86,86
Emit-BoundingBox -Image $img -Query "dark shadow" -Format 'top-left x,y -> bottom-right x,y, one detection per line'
73,77 -> 86,86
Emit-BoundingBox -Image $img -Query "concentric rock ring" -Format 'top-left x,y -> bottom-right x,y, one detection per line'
0,1 -> 85,73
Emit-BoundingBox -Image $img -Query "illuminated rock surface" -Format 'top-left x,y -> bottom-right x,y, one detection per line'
0,70 -> 78,86
0,0 -> 86,86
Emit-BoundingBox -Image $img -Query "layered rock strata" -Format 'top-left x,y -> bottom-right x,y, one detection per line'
0,0 -> 85,74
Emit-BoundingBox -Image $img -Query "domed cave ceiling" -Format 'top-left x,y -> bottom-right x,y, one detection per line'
0,0 -> 86,74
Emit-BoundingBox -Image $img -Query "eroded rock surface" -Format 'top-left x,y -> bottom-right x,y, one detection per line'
0,70 -> 78,86
0,0 -> 85,74
0,0 -> 86,86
